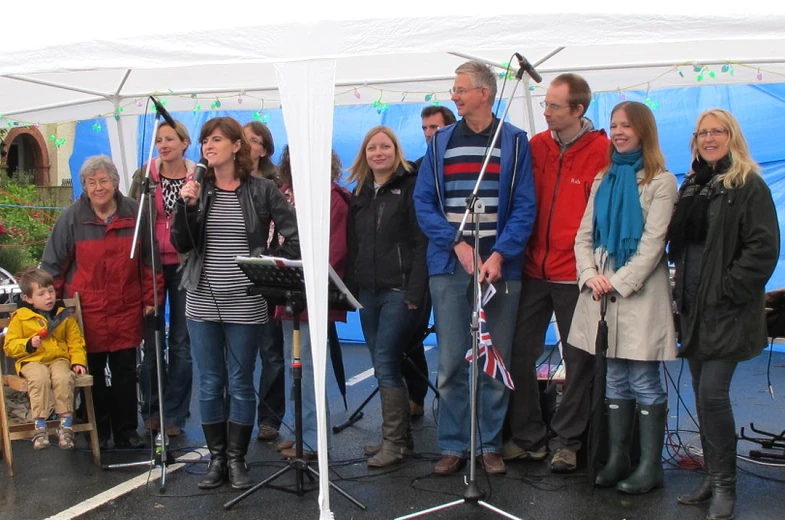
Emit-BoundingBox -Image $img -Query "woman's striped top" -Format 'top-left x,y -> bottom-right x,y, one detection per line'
185,187 -> 266,324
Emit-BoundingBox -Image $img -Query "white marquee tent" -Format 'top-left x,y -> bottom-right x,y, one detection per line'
3,3 -> 785,517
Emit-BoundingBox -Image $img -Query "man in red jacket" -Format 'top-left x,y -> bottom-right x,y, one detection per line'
502,74 -> 610,473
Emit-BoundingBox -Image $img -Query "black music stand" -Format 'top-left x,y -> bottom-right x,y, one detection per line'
224,256 -> 365,511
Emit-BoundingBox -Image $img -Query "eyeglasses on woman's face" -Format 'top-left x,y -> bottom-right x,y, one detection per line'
694,128 -> 728,139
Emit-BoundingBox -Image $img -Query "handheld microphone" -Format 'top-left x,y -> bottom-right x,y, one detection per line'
514,53 -> 542,84
150,96 -> 177,129
185,158 -> 209,205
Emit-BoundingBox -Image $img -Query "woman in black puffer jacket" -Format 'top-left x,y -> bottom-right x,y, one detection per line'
347,126 -> 428,468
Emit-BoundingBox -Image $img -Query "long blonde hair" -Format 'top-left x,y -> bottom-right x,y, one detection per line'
602,101 -> 666,185
689,108 -> 759,188
347,126 -> 411,194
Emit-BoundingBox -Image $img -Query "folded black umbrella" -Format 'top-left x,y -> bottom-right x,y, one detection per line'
587,293 -> 609,487
327,321 -> 348,411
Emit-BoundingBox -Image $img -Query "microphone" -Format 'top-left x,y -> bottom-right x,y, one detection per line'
150,96 -> 177,129
186,158 -> 209,205
514,53 -> 542,84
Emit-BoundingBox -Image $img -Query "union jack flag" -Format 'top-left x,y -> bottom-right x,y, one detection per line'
465,284 -> 515,390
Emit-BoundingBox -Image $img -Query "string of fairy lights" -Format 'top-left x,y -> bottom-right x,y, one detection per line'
1,60 -> 783,149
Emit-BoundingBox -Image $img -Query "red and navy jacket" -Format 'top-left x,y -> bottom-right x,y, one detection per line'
41,191 -> 164,353
523,128 -> 610,281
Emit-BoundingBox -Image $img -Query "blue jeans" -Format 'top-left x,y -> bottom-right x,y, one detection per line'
141,264 -> 192,427
283,320 -> 329,454
606,358 -> 666,405
187,319 -> 261,425
430,270 -> 521,456
358,289 -> 410,389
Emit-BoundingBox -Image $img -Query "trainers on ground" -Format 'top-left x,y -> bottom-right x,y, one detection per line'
257,423 -> 279,441
58,426 -> 75,450
32,427 -> 50,450
549,447 -> 577,473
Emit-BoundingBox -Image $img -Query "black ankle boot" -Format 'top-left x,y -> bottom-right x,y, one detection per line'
199,422 -> 227,489
227,422 -> 254,490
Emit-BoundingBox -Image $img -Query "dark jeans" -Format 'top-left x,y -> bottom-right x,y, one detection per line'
507,278 -> 592,453
358,289 -> 410,389
85,348 -> 139,443
140,264 -> 192,427
188,320 -> 261,425
401,295 -> 432,406
688,357 -> 738,471
257,318 -> 285,429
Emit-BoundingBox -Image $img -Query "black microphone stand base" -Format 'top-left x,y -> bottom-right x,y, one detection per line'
223,456 -> 366,511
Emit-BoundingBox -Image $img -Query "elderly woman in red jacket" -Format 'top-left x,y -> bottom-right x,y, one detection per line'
42,155 -> 163,449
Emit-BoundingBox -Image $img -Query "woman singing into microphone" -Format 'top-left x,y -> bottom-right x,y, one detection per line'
171,117 -> 299,491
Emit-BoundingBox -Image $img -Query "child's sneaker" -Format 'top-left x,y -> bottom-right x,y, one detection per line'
32,427 -> 50,450
57,426 -> 75,450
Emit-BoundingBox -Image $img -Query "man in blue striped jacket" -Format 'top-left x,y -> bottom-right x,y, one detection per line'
414,60 -> 536,476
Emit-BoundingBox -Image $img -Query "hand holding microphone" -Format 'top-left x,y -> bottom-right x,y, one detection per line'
182,157 -> 209,206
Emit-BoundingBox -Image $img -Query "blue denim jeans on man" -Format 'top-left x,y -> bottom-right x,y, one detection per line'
606,358 -> 666,405
358,289 -> 410,389
430,269 -> 521,456
140,264 -> 192,427
187,319 -> 261,425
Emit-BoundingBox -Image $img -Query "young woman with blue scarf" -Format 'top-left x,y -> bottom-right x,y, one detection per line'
567,101 -> 678,494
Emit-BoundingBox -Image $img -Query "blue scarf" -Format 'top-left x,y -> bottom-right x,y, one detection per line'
592,149 -> 644,269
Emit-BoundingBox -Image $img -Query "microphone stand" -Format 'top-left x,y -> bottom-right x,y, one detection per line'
395,63 -> 529,520
103,115 -> 175,492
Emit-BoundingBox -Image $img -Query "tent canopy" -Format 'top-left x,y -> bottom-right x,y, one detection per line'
3,3 -> 785,128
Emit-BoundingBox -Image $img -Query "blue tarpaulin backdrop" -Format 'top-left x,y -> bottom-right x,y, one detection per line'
68,84 -> 785,346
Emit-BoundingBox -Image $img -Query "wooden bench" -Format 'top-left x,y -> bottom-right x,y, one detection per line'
0,293 -> 101,476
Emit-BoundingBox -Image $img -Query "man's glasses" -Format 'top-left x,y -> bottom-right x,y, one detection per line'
539,101 -> 576,111
694,128 -> 728,139
449,87 -> 483,96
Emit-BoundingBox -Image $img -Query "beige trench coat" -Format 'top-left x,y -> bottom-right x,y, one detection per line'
567,169 -> 678,361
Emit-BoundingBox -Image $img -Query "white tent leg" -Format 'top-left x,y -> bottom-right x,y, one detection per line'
276,58 -> 337,520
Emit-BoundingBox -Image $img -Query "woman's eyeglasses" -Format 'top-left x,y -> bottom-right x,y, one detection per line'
694,128 -> 728,139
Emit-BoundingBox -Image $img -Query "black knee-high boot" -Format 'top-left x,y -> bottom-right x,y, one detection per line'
199,422 -> 227,489
227,422 -> 254,490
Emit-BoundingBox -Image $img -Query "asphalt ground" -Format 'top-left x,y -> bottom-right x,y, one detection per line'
1,342 -> 784,520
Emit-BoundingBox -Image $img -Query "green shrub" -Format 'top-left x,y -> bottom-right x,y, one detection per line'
0,171 -> 60,273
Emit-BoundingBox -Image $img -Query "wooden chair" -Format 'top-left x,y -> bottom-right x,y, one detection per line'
0,293 -> 101,476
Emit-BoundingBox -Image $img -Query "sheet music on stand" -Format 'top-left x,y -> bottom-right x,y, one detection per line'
235,255 -> 362,311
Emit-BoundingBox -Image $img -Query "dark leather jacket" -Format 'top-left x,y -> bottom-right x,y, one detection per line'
170,175 -> 300,291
